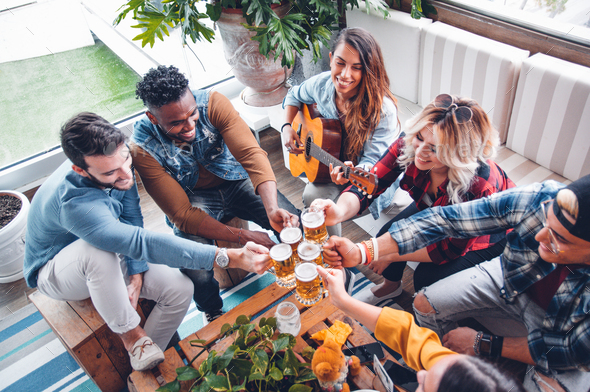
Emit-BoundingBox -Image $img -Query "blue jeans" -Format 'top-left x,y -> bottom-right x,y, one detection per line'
174,178 -> 299,312
414,258 -> 590,392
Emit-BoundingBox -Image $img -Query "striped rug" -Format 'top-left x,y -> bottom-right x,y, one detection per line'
0,268 -> 401,392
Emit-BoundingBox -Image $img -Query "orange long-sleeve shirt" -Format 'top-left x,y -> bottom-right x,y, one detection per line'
130,91 -> 276,235
375,307 -> 456,371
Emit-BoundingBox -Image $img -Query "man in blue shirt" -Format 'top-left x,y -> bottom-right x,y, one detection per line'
323,175 -> 590,392
24,112 -> 272,371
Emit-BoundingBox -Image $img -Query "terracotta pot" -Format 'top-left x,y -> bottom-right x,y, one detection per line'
216,3 -> 294,107
0,191 -> 30,283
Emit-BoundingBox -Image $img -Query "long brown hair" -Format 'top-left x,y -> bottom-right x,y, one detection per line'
332,28 -> 397,164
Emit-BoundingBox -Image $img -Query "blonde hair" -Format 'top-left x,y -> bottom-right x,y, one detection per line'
398,96 -> 499,204
331,28 -> 398,164
556,188 -> 579,220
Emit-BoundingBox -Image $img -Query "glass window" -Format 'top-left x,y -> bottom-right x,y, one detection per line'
442,0 -> 590,46
0,38 -> 143,169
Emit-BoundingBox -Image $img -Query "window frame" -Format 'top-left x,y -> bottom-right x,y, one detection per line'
396,0 -> 590,68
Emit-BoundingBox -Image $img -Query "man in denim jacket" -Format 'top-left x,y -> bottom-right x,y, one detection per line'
131,66 -> 299,323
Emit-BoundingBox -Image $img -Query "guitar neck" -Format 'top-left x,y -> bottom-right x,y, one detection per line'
308,143 -> 346,172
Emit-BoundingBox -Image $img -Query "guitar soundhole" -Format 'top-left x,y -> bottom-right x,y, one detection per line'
305,134 -> 313,162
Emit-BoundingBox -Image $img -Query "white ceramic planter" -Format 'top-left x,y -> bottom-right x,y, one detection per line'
0,191 -> 30,283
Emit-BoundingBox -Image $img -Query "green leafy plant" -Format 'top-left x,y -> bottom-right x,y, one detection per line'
157,314 -> 317,392
113,0 -> 433,69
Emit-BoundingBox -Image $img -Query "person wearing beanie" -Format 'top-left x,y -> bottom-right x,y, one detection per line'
323,175 -> 590,392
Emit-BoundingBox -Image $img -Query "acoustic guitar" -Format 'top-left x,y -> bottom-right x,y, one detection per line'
289,104 -> 378,196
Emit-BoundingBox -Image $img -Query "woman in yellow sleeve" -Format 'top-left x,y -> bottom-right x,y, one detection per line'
317,266 -> 524,392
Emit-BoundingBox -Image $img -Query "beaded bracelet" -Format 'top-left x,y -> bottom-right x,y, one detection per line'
362,240 -> 374,264
473,331 -> 484,356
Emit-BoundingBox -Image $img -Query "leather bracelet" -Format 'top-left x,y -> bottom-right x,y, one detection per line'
490,335 -> 504,359
479,333 -> 493,357
280,122 -> 291,133
473,331 -> 483,356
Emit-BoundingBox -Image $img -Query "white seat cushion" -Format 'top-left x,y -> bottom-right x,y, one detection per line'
506,53 -> 590,181
419,22 -> 529,141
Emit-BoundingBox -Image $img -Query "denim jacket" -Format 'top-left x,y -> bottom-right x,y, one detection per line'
283,71 -> 400,169
132,90 -> 248,192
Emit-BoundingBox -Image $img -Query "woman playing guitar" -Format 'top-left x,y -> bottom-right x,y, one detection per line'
282,27 -> 401,238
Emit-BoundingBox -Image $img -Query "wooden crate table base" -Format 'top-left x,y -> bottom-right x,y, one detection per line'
128,284 -> 399,392
29,291 -> 153,392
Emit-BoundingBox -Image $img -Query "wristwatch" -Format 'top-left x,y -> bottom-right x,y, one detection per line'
215,248 -> 230,269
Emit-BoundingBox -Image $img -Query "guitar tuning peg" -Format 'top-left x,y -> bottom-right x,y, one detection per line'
368,195 -> 373,199
363,191 -> 367,195
363,187 -> 367,191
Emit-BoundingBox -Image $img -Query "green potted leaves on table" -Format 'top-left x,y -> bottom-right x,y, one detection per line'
158,314 -> 317,392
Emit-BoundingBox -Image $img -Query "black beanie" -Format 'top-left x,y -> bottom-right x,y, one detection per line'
553,174 -> 590,242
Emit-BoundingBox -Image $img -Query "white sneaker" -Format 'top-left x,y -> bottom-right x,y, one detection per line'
129,336 -> 165,371
354,283 -> 403,306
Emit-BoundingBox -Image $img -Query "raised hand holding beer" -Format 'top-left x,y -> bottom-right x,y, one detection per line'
228,242 -> 272,274
322,236 -> 362,268
301,207 -> 329,244
310,198 -> 348,227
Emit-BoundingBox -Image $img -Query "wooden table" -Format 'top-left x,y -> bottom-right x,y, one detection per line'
128,283 -> 399,392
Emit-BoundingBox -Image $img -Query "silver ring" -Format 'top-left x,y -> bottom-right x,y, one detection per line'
286,146 -> 292,151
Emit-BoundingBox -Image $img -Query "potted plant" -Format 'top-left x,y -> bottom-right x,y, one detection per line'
113,0 -> 392,106
157,314 -> 317,392
0,191 -> 30,283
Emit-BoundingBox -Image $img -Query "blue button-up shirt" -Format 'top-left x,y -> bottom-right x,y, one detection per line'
389,181 -> 590,372
24,160 -> 217,288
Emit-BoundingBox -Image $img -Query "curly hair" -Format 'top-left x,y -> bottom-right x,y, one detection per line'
437,356 -> 525,392
136,65 -> 190,109
331,27 -> 398,165
60,112 -> 126,170
398,95 -> 499,204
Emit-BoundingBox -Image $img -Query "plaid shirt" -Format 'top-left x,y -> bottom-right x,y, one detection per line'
346,138 -> 515,264
389,181 -> 590,372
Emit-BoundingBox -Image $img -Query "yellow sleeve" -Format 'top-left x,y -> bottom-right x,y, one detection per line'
374,307 -> 456,371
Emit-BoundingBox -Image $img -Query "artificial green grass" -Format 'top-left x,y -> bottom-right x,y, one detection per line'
0,39 -> 144,168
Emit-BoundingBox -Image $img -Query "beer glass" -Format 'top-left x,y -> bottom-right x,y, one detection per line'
294,262 -> 322,305
301,207 -> 328,244
270,243 -> 295,288
297,241 -> 323,267
280,227 -> 302,264
275,302 -> 301,336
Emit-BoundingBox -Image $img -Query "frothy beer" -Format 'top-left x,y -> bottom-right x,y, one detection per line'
301,208 -> 328,244
294,262 -> 322,305
297,241 -> 323,266
270,243 -> 295,288
280,227 -> 302,263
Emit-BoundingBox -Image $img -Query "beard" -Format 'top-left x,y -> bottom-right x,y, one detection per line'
86,171 -> 134,191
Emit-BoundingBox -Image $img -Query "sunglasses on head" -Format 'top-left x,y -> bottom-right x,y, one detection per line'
434,94 -> 473,124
